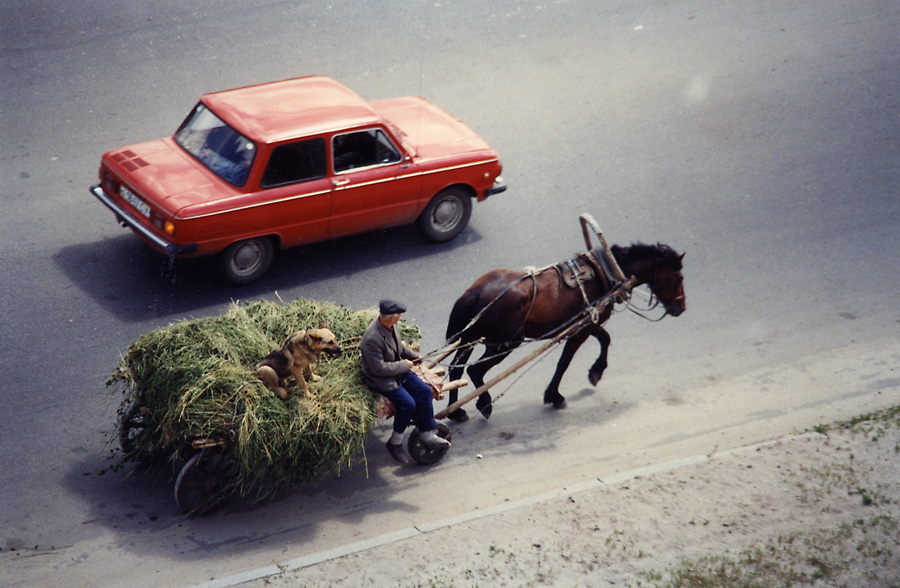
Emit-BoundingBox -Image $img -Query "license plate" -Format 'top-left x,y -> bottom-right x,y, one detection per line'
121,186 -> 151,217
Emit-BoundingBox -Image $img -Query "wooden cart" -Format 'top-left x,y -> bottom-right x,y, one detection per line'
118,214 -> 632,512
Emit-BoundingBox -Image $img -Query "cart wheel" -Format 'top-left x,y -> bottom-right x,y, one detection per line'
174,449 -> 233,515
119,400 -> 149,455
408,422 -> 452,465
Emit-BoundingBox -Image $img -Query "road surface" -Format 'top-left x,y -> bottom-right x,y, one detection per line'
1,1 -> 898,586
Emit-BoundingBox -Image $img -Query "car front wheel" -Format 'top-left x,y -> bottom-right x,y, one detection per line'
419,187 -> 472,242
219,237 -> 275,285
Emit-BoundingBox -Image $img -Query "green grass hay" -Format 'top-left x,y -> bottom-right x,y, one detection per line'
108,297 -> 421,499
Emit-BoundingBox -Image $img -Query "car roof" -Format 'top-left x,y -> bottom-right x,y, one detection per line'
200,76 -> 381,144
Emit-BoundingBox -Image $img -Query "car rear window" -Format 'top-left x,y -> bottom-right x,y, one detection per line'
261,138 -> 327,188
174,103 -> 256,187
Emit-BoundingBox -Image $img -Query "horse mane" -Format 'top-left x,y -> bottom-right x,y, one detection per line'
611,242 -> 683,271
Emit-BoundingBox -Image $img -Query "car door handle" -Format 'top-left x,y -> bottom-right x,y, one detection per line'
332,178 -> 349,187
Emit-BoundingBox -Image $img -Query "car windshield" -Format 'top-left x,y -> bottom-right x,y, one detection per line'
174,103 -> 256,186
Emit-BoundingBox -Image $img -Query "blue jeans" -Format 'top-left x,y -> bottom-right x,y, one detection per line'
382,372 -> 437,434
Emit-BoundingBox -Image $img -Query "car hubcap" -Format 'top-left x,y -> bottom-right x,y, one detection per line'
233,242 -> 262,273
433,198 -> 461,229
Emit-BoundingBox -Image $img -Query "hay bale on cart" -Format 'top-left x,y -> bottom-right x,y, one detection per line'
108,297 -> 420,513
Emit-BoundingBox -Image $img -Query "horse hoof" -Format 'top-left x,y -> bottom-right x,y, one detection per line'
448,408 -> 469,423
589,372 -> 602,386
476,396 -> 492,420
544,393 -> 566,409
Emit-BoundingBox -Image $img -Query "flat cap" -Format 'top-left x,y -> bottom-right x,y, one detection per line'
379,299 -> 407,315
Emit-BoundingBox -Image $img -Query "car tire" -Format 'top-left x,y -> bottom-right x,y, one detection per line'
419,187 -> 472,242
219,237 -> 275,285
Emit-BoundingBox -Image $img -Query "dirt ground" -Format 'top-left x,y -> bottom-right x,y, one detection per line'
246,409 -> 900,588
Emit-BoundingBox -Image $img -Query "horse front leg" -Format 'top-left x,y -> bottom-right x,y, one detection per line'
588,327 -> 611,386
543,329 -> 590,409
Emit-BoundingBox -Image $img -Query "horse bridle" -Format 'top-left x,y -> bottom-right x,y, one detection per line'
625,265 -> 683,322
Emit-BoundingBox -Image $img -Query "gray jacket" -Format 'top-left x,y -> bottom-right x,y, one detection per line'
359,317 -> 418,392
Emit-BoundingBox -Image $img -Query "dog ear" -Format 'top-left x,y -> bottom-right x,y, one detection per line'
318,319 -> 328,329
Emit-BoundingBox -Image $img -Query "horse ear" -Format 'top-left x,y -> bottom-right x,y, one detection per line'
680,252 -> 686,261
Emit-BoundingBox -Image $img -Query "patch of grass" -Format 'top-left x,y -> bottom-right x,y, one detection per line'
812,423 -> 830,435
837,406 -> 900,440
643,515 -> 900,588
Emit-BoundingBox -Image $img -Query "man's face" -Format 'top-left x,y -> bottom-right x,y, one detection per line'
381,313 -> 402,328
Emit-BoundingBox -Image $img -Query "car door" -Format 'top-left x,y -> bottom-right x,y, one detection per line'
327,127 -> 422,237
256,137 -> 332,246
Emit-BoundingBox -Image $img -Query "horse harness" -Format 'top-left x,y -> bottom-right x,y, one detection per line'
550,249 -> 614,323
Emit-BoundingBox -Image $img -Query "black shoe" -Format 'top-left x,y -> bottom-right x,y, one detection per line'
447,408 -> 469,423
386,441 -> 409,464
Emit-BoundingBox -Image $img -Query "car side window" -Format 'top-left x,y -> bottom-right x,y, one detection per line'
261,138 -> 327,188
332,129 -> 401,173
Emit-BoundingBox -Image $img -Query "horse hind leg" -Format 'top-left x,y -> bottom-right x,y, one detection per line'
445,345 -> 474,422
467,343 -> 517,419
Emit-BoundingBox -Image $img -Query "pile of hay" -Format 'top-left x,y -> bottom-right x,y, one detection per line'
108,297 -> 420,499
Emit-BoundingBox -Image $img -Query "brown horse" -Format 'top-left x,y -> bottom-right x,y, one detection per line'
443,242 -> 686,421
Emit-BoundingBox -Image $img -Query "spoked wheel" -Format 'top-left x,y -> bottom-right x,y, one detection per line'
119,400 -> 151,456
407,422 -> 453,465
174,448 -> 234,515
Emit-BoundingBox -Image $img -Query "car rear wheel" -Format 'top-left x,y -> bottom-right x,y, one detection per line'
219,237 -> 275,285
419,187 -> 472,242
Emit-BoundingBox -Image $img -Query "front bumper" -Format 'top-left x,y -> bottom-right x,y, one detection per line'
90,185 -> 198,256
484,175 -> 507,198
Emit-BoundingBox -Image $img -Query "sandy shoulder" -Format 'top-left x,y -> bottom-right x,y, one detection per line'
249,412 -> 900,587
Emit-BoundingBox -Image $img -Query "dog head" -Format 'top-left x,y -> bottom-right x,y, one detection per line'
301,320 -> 343,358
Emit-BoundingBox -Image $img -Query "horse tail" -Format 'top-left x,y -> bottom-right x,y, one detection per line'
445,290 -> 481,344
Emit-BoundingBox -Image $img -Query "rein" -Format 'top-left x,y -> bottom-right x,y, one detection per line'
623,287 -> 668,322
436,243 -> 681,368
436,276 -> 631,370
443,269 -> 540,345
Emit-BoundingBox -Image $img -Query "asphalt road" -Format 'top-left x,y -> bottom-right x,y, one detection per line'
2,1 -> 898,586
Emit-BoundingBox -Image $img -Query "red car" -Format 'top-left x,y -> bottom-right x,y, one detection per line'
91,76 -> 506,284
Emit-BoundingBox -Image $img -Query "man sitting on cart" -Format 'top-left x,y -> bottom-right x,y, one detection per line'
360,299 -> 450,464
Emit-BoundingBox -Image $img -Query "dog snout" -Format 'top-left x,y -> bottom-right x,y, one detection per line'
325,345 -> 343,358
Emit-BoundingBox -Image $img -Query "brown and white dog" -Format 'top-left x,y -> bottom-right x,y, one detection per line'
254,321 -> 343,399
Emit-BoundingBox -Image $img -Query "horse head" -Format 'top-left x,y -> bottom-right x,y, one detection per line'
613,243 -> 686,317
